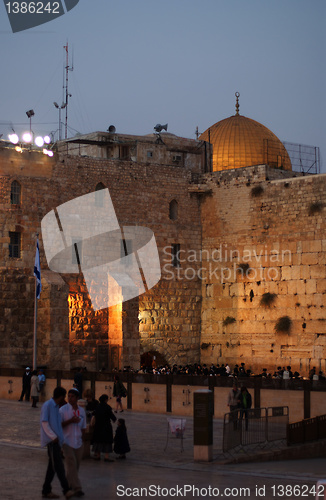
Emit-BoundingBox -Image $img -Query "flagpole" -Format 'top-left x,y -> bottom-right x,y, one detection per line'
33,233 -> 41,371
33,268 -> 38,371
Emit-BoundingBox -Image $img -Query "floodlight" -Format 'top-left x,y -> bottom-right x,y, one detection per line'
35,136 -> 44,147
22,132 -> 32,143
44,135 -> 51,144
9,133 -> 19,144
43,149 -> 54,157
26,109 -> 35,118
53,102 -> 67,140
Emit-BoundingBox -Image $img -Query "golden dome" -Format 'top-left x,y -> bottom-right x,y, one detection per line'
199,96 -> 291,172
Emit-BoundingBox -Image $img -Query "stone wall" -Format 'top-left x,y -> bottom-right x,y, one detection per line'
199,165 -> 326,376
1,144 -> 326,375
0,147 -> 202,369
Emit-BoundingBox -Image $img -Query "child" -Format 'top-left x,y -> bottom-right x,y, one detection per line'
114,419 -> 130,459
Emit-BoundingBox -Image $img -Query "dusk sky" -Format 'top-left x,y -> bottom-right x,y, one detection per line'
1,0 -> 325,172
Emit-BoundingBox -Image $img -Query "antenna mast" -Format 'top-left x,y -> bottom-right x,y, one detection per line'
63,42 -> 73,139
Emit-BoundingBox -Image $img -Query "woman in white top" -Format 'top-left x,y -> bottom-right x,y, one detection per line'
30,370 -> 40,408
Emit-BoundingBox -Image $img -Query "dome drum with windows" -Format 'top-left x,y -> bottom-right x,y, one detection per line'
199,93 -> 291,172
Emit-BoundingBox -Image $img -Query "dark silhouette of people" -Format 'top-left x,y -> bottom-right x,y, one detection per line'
114,418 -> 130,459
239,386 -> 252,430
92,394 -> 117,461
19,367 -> 32,401
73,368 -> 83,399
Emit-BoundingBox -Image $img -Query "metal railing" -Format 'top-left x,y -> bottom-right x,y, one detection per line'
287,414 -> 326,445
223,406 -> 289,453
283,141 -> 320,174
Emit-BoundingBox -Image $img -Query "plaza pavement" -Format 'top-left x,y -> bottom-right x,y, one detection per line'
0,399 -> 325,500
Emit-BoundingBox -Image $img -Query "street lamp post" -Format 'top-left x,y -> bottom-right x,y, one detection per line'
26,109 -> 34,139
53,102 -> 67,141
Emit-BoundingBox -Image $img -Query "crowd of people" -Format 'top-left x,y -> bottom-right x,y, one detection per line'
124,362 -> 325,380
18,367 -> 46,406
119,363 -> 325,380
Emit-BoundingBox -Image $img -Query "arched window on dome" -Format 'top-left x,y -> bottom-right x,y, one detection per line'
95,182 -> 106,207
169,199 -> 178,221
11,180 -> 21,205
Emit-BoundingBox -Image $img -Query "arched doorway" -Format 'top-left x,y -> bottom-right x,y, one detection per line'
141,350 -> 167,369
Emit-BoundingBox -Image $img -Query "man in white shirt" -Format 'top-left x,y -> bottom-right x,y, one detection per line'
60,388 -> 87,497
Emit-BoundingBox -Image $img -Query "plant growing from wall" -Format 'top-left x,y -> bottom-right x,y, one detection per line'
223,316 -> 236,327
274,315 -> 292,334
237,262 -> 250,275
260,292 -> 277,307
309,201 -> 324,215
251,185 -> 264,197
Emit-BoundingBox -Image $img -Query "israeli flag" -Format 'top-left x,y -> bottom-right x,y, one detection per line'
34,238 -> 42,299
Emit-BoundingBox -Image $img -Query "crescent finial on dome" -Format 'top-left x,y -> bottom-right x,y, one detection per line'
235,92 -> 240,115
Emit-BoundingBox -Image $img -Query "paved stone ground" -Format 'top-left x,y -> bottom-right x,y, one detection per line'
0,399 -> 325,500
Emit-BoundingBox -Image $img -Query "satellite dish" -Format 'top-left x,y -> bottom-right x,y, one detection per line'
154,123 -> 168,133
108,125 -> 116,133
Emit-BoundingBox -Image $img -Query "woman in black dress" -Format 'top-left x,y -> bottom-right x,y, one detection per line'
114,418 -> 130,459
92,394 -> 116,461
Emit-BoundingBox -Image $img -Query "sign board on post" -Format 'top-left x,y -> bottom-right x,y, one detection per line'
193,389 -> 213,462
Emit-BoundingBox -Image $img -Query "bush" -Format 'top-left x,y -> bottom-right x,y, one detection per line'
260,292 -> 277,307
237,262 -> 250,275
251,185 -> 264,197
223,316 -> 236,327
275,316 -> 292,333
309,201 -> 324,215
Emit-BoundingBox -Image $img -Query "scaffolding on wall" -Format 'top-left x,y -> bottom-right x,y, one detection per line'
263,139 -> 320,174
283,141 -> 320,175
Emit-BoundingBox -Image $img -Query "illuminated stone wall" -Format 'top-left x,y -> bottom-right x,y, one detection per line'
199,165 -> 326,376
1,143 -> 325,375
0,144 -> 202,369
53,154 -> 203,369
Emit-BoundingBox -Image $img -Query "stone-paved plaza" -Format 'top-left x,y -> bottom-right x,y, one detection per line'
0,399 -> 325,500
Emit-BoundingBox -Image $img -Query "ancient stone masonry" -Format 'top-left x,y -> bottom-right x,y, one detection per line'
199,165 -> 326,375
0,126 -> 325,375
0,134 -> 203,370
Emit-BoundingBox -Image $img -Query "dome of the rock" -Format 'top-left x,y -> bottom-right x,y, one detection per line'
199,94 -> 291,171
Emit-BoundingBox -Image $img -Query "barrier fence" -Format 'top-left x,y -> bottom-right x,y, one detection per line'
1,368 -> 326,421
223,406 -> 289,453
287,414 -> 326,445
